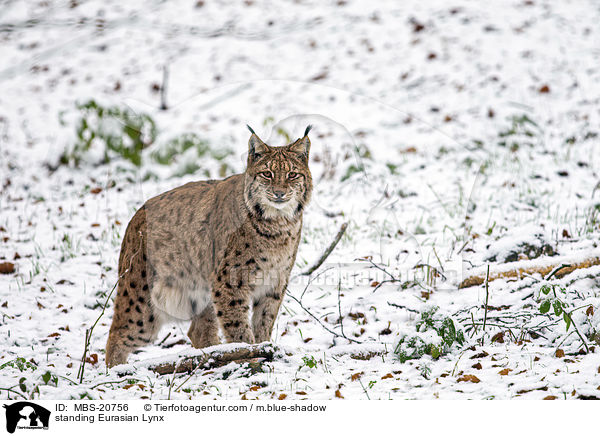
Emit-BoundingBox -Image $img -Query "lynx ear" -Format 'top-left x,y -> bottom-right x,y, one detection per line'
247,125 -> 269,159
288,125 -> 312,159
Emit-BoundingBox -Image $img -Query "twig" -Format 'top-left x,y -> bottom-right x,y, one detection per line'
0,387 -> 27,399
302,222 -> 348,275
564,310 -> 590,353
358,378 -> 371,400
387,302 -> 420,314
544,264 -> 571,281
89,378 -> 144,390
287,292 -> 362,344
160,65 -> 169,110
482,265 -> 490,333
78,278 -> 119,383
337,279 -> 347,339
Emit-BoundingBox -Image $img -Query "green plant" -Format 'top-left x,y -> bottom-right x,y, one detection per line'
497,114 -> 540,150
0,357 -> 37,372
538,284 -> 592,352
394,307 -> 466,363
299,355 -> 317,370
62,100 -> 157,166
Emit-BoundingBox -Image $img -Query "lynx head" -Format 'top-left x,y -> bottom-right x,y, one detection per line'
244,125 -> 313,221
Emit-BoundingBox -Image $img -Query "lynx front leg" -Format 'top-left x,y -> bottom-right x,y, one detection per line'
187,304 -> 220,348
251,292 -> 284,342
212,271 -> 255,343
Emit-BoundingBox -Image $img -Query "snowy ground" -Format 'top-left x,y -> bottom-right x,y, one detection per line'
1,0 -> 599,400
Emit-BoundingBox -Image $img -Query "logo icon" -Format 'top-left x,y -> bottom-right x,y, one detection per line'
3,402 -> 50,433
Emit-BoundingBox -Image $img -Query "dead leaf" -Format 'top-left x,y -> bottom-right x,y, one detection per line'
472,363 -> 482,370
491,332 -> 505,343
498,368 -> 512,376
335,389 -> 344,398
586,306 -> 594,316
370,281 -> 379,287
295,391 -> 307,395
91,223 -> 100,227
351,372 -> 363,381
303,337 -> 312,343
310,70 -> 328,81
90,187 -> 102,194
543,395 -> 557,400
47,332 -> 60,338
457,375 -> 480,383
555,349 -> 565,358
470,351 -> 489,359
123,384 -> 135,390
85,353 -> 98,365
278,394 -> 287,400
538,84 -> 550,93
1,301 -> 7,308
249,385 -> 261,391
381,373 -> 393,380
0,262 -> 15,274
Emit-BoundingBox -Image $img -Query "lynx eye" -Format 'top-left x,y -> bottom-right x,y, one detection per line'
259,171 -> 273,179
287,172 -> 300,180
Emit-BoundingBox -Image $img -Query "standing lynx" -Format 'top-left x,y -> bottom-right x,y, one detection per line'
105,126 -> 313,367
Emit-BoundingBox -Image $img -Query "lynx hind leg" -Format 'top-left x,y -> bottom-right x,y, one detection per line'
187,304 -> 220,349
252,291 -> 284,343
105,274 -> 162,367
106,210 -> 162,367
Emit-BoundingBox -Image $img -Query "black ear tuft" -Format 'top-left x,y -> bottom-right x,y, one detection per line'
247,124 -> 256,135
304,125 -> 313,137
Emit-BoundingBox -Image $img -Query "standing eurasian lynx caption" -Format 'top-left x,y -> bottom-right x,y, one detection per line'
105,126 -> 313,367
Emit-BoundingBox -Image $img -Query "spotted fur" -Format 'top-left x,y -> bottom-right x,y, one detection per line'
105,127 -> 313,367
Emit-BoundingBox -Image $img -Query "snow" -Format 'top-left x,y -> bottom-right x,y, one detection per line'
0,0 -> 599,400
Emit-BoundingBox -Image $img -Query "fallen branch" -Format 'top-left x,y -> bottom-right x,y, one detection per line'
302,222 -> 348,275
117,342 -> 281,376
459,256 -> 600,289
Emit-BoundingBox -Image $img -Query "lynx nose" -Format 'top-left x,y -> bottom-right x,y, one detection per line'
273,190 -> 286,201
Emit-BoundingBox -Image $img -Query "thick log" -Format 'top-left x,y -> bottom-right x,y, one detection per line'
459,257 -> 600,289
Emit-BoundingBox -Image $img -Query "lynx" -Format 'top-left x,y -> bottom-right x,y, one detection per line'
105,126 -> 313,367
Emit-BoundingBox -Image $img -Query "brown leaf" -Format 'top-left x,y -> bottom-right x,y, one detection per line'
381,373 -> 393,380
370,281 -> 380,287
491,332 -> 505,343
472,363 -> 482,370
555,349 -> 565,358
586,306 -> 594,317
470,351 -> 489,359
123,384 -> 135,390
457,375 -> 480,383
498,368 -> 512,376
538,84 -> 550,93
295,391 -> 307,395
303,337 -> 312,343
278,394 -> 287,400
543,395 -> 557,400
562,229 -> 571,238
90,187 -> 102,194
47,332 -> 60,338
310,70 -> 328,81
85,353 -> 98,365
91,223 -> 100,227
0,262 -> 15,274
351,372 -> 363,381
1,301 -> 7,308
335,389 -> 344,398
249,385 -> 261,391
